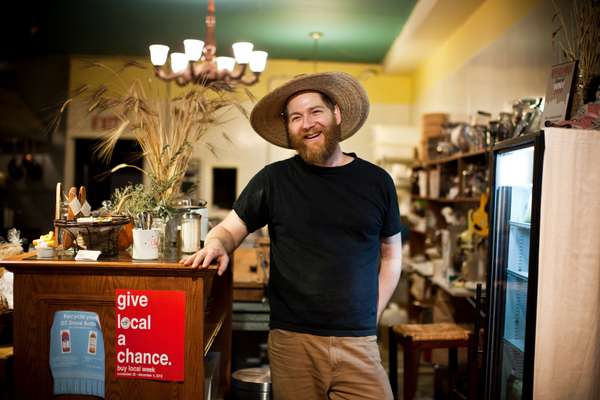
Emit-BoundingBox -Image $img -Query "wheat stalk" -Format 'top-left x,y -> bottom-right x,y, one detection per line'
551,0 -> 600,112
58,62 -> 244,211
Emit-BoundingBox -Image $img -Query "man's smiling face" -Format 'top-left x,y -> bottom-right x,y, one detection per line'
285,91 -> 342,165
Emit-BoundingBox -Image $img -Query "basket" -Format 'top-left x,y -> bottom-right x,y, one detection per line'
55,216 -> 130,258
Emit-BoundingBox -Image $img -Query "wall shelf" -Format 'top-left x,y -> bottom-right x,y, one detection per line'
413,148 -> 489,167
413,196 -> 481,203
408,145 -> 490,267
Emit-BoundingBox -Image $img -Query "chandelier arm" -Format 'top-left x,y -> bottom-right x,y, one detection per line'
155,66 -> 181,82
227,64 -> 248,80
239,72 -> 260,86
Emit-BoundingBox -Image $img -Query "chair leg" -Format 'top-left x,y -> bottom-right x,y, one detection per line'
388,326 -> 398,399
448,347 -> 458,399
467,333 -> 478,400
403,338 -> 419,400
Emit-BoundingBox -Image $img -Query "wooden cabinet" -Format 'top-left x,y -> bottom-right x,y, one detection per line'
0,252 -> 232,400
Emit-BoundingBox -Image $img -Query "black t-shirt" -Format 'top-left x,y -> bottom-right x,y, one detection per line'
233,154 -> 401,336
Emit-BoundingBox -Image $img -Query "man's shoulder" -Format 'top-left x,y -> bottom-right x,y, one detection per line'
263,156 -> 297,174
269,156 -> 296,168
352,157 -> 393,181
246,157 -> 296,185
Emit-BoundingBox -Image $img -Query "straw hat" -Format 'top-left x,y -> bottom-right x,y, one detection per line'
249,72 -> 370,148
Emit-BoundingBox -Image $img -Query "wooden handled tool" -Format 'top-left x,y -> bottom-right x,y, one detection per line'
66,187 -> 77,220
62,186 -> 78,248
54,182 -> 62,243
79,186 -> 87,215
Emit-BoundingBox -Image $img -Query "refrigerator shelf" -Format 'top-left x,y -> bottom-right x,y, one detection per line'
504,337 -> 525,354
509,221 -> 531,229
507,268 -> 528,280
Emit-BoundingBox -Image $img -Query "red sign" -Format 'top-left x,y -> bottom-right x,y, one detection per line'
115,289 -> 185,381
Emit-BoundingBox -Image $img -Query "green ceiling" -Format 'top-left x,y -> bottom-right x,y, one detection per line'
44,0 -> 417,64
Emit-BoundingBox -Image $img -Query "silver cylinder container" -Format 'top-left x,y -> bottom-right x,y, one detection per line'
231,366 -> 272,400
180,211 -> 202,253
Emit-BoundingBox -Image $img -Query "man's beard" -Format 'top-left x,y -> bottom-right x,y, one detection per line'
288,122 -> 341,165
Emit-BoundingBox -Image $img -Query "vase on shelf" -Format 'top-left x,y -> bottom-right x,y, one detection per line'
132,228 -> 160,260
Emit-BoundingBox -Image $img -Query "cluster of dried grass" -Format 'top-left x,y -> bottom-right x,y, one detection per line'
59,62 -> 248,211
552,0 -> 600,111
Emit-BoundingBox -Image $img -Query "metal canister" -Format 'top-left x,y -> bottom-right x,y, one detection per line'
180,211 -> 202,253
231,366 -> 272,400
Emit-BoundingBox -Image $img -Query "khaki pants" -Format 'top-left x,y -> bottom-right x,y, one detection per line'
268,329 -> 393,400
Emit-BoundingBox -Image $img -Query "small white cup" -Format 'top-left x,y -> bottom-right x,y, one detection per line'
36,247 -> 56,259
132,229 -> 160,260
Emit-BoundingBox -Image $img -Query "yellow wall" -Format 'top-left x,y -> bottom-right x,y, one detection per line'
413,0 -> 540,101
69,57 -> 413,105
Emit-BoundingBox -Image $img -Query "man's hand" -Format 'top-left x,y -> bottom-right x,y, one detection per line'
180,238 -> 229,275
179,210 -> 250,276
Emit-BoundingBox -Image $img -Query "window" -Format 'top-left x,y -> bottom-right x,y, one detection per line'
212,167 -> 237,209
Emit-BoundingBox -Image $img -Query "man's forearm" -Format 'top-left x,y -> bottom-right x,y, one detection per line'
377,257 -> 402,323
204,224 -> 240,254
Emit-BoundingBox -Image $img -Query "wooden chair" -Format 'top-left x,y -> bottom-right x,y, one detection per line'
0,345 -> 13,400
388,323 -> 476,400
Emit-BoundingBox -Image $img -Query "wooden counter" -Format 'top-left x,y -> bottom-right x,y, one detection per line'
0,251 -> 232,400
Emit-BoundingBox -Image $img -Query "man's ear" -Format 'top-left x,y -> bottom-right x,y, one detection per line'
334,104 -> 342,126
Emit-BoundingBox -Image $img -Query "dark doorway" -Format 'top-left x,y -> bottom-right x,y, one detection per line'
74,139 -> 143,210
212,167 -> 237,209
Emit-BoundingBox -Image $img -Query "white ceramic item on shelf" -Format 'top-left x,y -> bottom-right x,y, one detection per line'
36,247 -> 56,259
132,229 -> 160,260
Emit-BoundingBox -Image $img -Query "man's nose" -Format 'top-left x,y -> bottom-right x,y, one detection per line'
302,114 -> 316,130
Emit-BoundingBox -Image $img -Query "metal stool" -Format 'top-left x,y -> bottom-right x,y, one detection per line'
388,323 -> 475,400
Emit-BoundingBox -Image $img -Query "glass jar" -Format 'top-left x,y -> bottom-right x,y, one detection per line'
150,216 -> 167,257
180,212 -> 202,254
498,112 -> 514,141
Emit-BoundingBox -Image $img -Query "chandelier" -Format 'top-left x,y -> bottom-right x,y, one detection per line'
148,0 -> 268,87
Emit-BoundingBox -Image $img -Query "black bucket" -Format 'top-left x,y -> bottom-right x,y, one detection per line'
231,366 -> 272,400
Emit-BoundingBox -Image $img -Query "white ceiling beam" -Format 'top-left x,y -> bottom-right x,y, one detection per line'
383,0 -> 485,73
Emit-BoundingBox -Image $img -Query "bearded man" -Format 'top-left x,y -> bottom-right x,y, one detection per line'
182,72 -> 402,400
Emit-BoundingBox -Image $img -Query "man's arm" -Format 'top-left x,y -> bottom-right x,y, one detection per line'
377,232 -> 403,324
180,210 -> 249,275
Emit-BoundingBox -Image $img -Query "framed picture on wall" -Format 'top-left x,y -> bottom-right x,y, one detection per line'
542,61 -> 578,125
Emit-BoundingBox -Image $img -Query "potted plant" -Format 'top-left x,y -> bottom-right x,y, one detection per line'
57,62 -> 247,254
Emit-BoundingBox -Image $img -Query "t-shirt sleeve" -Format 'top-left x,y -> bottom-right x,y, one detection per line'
233,167 -> 270,233
380,173 -> 402,238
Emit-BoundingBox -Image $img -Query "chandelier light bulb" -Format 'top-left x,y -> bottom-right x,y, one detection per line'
149,44 -> 170,66
249,51 -> 268,72
232,42 -> 254,64
170,52 -> 189,74
183,39 -> 205,61
216,56 -> 236,72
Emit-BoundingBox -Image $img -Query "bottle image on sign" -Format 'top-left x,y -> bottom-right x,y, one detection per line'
61,329 -> 71,353
88,330 -> 97,354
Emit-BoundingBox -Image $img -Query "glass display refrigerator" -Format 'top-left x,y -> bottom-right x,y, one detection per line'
483,128 -> 600,400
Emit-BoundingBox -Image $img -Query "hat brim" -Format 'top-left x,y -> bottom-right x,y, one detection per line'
250,72 -> 370,149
